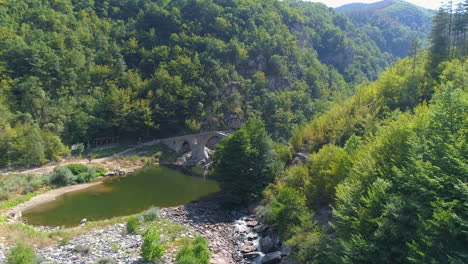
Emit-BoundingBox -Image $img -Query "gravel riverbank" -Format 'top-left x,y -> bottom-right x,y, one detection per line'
0,197 -> 263,264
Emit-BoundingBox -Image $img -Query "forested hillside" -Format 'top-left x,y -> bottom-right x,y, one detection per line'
251,1 -> 467,263
337,0 -> 433,58
0,0 -> 421,168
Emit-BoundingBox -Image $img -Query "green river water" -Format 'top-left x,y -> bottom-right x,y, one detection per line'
22,166 -> 220,227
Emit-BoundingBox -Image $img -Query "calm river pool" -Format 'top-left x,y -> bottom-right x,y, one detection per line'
22,166 -> 219,227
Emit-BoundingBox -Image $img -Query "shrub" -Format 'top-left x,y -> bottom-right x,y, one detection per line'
135,214 -> 145,223
126,216 -> 140,234
29,177 -> 45,189
143,207 -> 160,222
176,255 -> 198,264
72,166 -> 100,183
22,183 -> 36,194
75,172 -> 93,183
0,187 -> 10,200
49,166 -> 74,186
92,166 -> 106,176
266,187 -> 313,238
279,165 -> 310,190
4,176 -> 27,192
65,164 -> 88,175
306,145 -> 351,205
73,244 -> 91,255
87,167 -> 97,177
142,156 -> 158,166
6,244 -> 36,264
192,237 -> 210,264
141,228 -> 165,262
273,142 -> 292,167
176,236 -> 211,264
59,237 -> 70,247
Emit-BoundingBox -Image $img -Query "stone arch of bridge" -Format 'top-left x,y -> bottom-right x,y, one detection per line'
203,135 -> 222,150
159,131 -> 229,163
179,140 -> 192,154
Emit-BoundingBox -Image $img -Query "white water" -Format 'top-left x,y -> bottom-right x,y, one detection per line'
234,217 -> 266,264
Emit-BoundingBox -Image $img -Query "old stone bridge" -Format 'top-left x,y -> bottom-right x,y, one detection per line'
158,131 -> 229,163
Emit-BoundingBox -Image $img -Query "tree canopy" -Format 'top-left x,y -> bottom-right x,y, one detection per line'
0,0 -> 431,168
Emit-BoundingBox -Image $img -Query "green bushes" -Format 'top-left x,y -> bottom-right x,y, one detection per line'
73,245 -> 91,255
0,173 -> 46,201
176,255 -> 199,264
264,85 -> 468,263
273,142 -> 292,168
141,228 -> 165,262
0,186 -> 9,200
48,164 -> 103,186
49,166 -> 74,186
306,145 -> 351,206
65,164 -> 102,184
126,216 -> 140,234
265,187 -> 313,238
176,236 -> 211,264
64,164 -> 88,175
6,244 -> 37,264
143,207 -> 160,222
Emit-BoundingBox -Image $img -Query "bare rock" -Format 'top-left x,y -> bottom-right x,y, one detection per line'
262,251 -> 282,264
241,245 -> 256,254
261,236 -> 275,253
246,220 -> 258,227
280,244 -> 291,256
244,252 -> 261,260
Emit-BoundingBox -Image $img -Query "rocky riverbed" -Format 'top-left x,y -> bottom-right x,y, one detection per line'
158,198 -> 294,264
0,197 -> 293,264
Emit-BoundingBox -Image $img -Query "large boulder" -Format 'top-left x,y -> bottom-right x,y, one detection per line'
280,244 -> 291,256
262,251 -> 282,264
241,245 -> 256,254
261,236 -> 275,253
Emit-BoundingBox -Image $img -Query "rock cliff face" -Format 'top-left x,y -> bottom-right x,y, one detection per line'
223,81 -> 245,130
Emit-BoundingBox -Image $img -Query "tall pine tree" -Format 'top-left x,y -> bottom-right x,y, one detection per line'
428,7 -> 450,79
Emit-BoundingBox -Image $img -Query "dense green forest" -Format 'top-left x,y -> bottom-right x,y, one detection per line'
210,0 -> 467,263
216,1 -> 466,263
0,0 -> 434,168
337,0 -> 434,58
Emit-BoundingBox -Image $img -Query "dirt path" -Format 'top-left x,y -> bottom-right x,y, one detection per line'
2,157 -> 111,176
0,140 -> 160,177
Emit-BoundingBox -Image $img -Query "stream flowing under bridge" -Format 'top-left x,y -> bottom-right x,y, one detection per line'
158,131 -> 229,163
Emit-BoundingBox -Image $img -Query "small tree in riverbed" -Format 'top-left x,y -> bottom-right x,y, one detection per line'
176,236 -> 211,264
6,244 -> 36,264
126,216 -> 140,234
141,228 -> 164,262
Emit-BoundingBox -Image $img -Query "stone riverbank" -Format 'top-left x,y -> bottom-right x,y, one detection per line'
0,196 -> 293,264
